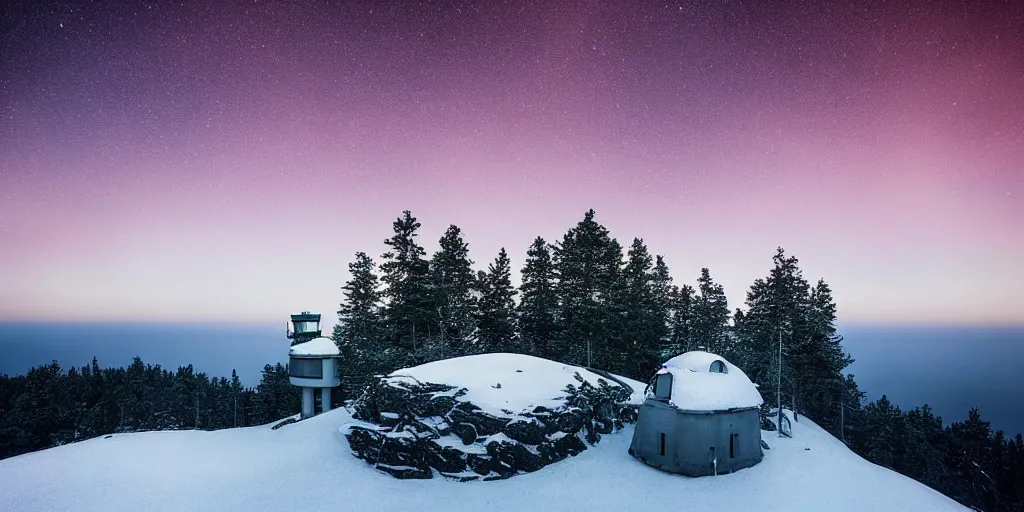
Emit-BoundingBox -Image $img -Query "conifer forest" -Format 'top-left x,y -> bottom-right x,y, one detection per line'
1,210 -> 1021,511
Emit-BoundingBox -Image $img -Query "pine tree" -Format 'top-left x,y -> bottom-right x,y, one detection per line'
553,210 -> 623,369
334,252 -> 386,396
518,237 -> 559,359
649,256 -> 674,365
856,395 -> 906,470
250,363 -> 300,425
427,225 -> 478,359
902,405 -> 948,491
664,284 -> 695,358
793,278 -> 853,428
612,239 -> 666,379
476,248 -> 518,353
736,248 -> 811,411
946,408 -> 996,508
379,211 -> 431,366
691,268 -> 731,355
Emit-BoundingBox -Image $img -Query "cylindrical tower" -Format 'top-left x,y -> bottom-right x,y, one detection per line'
286,312 -> 341,419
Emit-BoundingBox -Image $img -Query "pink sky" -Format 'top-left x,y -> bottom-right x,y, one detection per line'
1,1 -> 1021,325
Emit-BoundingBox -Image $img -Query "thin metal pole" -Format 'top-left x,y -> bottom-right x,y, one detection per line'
841,394 -> 845,443
777,329 -> 782,438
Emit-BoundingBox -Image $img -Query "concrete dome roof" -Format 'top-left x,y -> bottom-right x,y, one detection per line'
653,351 -> 763,411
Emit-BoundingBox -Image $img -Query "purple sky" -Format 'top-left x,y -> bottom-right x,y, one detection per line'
1,0 -> 1022,326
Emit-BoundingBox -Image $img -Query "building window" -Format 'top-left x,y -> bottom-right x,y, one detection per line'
730,433 -> 738,458
660,433 -> 666,456
289,358 -> 323,379
654,373 -> 673,399
710,360 -> 728,374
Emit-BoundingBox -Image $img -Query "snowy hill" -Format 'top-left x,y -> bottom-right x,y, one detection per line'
346,353 -> 644,479
0,359 -> 967,512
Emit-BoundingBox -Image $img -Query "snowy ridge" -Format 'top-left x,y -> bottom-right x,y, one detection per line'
0,406 -> 966,511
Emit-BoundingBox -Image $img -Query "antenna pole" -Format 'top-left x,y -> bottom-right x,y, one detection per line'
777,329 -> 782,438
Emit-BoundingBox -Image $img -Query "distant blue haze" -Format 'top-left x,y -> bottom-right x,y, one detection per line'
841,324 -> 1024,436
0,322 -> 1022,435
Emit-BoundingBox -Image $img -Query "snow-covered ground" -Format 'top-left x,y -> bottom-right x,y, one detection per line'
0,406 -> 964,511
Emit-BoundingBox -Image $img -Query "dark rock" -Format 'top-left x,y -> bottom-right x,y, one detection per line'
466,453 -> 494,476
347,426 -> 385,463
452,422 -> 478,445
448,405 -> 508,437
425,444 -> 470,473
485,436 -> 543,476
345,364 -> 639,481
553,408 -> 587,433
377,463 -> 432,479
440,472 -> 480,482
504,417 -> 547,445
540,432 -> 587,462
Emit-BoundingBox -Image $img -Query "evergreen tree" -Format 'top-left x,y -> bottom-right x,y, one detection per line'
691,268 -> 731,355
553,209 -> 623,369
427,225 -> 478,359
250,363 -> 300,425
476,248 -> 518,353
664,284 -> 695,358
902,405 -> 948,492
517,237 -> 559,359
612,239 -> 666,379
736,248 -> 811,412
379,211 -> 431,365
857,395 -> 906,470
946,408 -> 997,508
334,252 -> 386,396
793,278 -> 854,428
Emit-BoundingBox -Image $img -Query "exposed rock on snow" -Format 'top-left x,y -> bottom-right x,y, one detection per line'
344,353 -> 641,480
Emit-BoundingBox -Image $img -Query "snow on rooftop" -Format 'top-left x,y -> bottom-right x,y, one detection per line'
288,337 -> 340,357
655,351 -> 764,411
386,353 -> 643,417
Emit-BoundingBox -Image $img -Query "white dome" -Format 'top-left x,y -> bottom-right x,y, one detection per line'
652,351 -> 763,411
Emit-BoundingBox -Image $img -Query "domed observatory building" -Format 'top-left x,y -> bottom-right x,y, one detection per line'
287,312 -> 341,420
629,351 -> 763,476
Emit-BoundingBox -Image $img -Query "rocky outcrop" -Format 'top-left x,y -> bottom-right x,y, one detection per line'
345,370 -> 638,481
